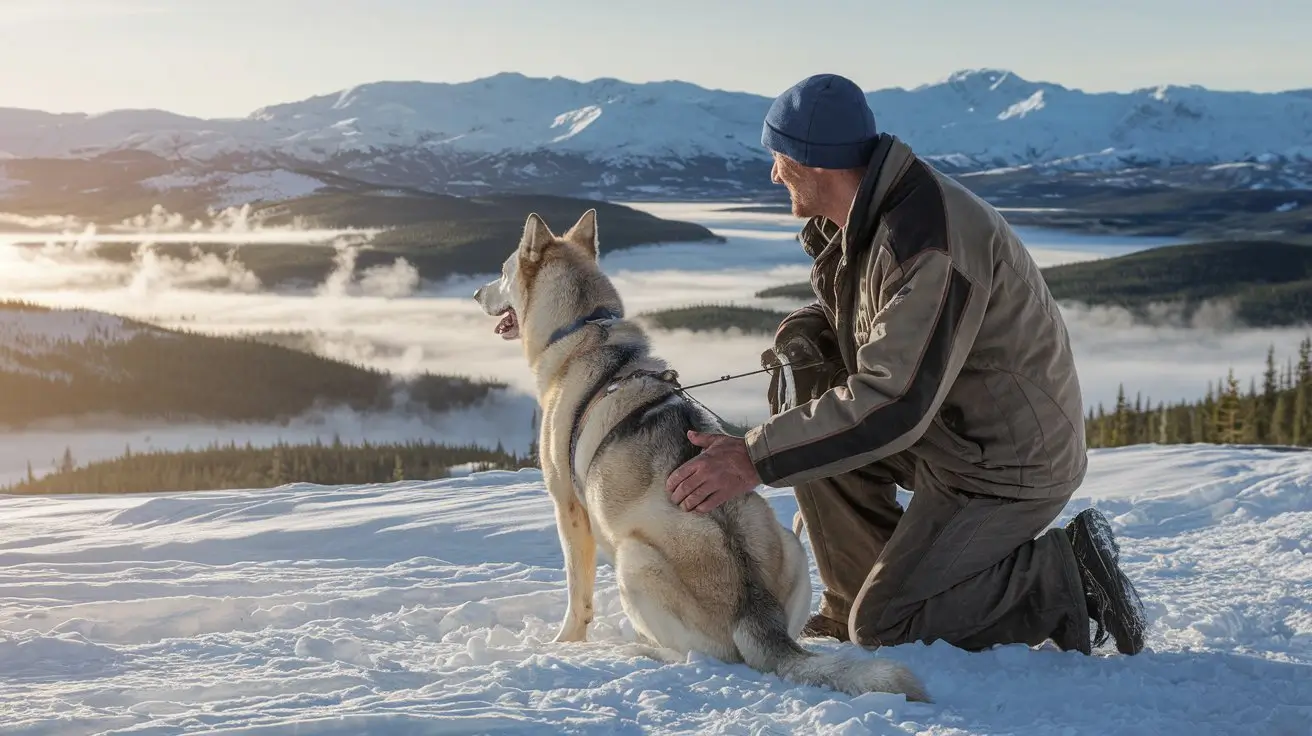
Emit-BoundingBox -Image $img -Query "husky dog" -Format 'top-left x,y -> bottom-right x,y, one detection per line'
473,209 -> 928,702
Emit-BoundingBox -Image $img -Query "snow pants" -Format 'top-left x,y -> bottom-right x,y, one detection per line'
766,333 -> 1092,654
792,457 -> 1092,654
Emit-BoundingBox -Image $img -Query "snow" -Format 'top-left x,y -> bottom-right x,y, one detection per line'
0,306 -> 142,353
0,443 -> 1308,733
141,168 -> 328,207
0,69 -> 1307,172
0,305 -> 150,383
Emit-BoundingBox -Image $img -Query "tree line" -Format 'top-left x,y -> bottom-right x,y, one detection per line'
4,437 -> 535,495
1087,337 -> 1312,448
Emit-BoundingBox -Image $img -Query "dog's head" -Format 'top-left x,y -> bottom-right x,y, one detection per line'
474,208 -> 607,353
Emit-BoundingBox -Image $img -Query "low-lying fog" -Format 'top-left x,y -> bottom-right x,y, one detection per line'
2,201 -> 1302,483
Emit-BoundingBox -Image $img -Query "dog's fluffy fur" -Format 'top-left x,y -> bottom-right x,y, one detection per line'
473,210 -> 929,702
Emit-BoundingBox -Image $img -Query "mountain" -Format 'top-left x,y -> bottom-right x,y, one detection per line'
0,69 -> 1310,204
0,301 -> 499,428
1,444 -> 1307,732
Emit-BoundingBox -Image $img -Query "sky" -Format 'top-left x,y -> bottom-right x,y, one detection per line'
0,0 -> 1309,117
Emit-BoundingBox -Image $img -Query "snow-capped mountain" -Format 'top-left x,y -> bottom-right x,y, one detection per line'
1,69 -> 1309,199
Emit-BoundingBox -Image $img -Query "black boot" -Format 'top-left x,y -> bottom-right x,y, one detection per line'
1065,508 -> 1147,655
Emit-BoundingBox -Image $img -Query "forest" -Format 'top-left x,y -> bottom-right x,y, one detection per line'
4,437 -> 535,495
1086,337 -> 1312,448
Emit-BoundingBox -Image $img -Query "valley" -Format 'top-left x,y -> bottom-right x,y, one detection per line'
0,69 -> 1308,491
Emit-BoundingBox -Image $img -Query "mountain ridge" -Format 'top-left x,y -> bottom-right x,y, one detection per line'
1,68 -> 1309,201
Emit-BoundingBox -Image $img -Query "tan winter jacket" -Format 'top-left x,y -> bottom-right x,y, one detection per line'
744,134 -> 1089,500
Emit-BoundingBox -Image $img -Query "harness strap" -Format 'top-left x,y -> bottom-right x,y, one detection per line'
567,343 -> 641,488
569,367 -> 682,491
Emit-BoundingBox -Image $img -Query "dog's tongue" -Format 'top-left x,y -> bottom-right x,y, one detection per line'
494,309 -> 518,339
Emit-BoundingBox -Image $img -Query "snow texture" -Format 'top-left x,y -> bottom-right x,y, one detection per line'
0,69 -> 1308,171
141,169 -> 329,208
0,306 -> 143,355
0,306 -> 150,383
0,443 -> 1308,734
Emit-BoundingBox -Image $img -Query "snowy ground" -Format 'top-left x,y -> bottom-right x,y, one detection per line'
1,443 -> 1309,735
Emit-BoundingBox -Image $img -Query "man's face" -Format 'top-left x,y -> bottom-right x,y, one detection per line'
771,152 -> 823,219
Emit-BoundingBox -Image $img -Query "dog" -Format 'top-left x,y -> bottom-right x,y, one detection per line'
473,209 -> 929,702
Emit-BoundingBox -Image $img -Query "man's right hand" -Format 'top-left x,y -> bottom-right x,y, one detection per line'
764,303 -> 846,415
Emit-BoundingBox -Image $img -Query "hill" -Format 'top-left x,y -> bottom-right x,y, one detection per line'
12,184 -> 723,283
0,444 -> 1307,732
0,69 -> 1310,201
639,304 -> 789,335
1041,240 -> 1312,326
751,241 -> 1312,328
978,185 -> 1312,243
0,301 -> 499,428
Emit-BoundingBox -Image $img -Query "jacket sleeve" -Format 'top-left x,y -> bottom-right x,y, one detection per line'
744,247 -> 989,487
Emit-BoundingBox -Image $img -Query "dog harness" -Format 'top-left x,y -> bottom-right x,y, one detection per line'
565,352 -> 684,493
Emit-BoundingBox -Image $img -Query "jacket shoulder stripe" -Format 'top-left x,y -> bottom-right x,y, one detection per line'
755,265 -> 974,484
880,159 -> 950,266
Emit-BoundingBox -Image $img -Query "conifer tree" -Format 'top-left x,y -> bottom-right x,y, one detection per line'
1273,394 -> 1291,445
1215,369 -> 1242,443
1113,385 -> 1129,446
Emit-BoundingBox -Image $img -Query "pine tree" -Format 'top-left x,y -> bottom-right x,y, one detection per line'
1261,345 -> 1278,442
1112,384 -> 1130,446
1240,392 -> 1260,444
392,453 -> 405,482
270,444 -> 286,485
1215,369 -> 1243,443
1273,394 -> 1291,445
1296,341 -> 1311,445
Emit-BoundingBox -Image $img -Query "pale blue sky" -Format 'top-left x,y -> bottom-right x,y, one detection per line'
1,0 -> 1307,117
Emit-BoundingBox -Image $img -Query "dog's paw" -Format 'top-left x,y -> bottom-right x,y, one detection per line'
552,626 -> 588,643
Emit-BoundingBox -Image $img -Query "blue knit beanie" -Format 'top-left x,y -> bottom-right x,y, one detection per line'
761,74 -> 878,169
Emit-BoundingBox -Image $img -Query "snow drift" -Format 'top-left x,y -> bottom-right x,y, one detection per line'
0,443 -> 1308,734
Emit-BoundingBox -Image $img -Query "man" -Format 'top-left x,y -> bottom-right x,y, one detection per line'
666,73 -> 1147,657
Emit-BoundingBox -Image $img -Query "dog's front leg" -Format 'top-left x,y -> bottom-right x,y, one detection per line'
551,491 -> 597,643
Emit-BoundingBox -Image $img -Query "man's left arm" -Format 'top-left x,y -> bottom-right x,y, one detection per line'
744,247 -> 990,488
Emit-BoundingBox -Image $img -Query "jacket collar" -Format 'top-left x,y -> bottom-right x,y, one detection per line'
794,133 -> 915,260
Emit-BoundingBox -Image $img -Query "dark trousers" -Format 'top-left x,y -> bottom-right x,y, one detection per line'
793,456 -> 1090,653
767,319 -> 1090,653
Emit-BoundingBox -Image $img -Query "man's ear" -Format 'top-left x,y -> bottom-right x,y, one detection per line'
563,208 -> 598,260
520,213 -> 555,262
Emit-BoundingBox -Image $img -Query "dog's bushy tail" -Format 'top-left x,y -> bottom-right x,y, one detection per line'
730,583 -> 930,703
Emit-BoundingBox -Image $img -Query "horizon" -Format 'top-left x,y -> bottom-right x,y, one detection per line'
4,65 -> 1311,120
1,0 -> 1309,118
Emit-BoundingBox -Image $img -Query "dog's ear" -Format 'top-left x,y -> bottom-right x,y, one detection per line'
563,208 -> 599,260
519,212 -> 555,262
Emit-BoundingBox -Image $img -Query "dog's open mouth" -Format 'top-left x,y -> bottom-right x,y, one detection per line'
494,307 -> 520,340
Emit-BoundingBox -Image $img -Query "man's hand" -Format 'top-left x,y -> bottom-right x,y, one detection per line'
666,430 -> 762,513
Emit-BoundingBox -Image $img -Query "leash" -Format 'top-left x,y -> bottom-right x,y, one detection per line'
676,358 -> 829,391
670,356 -> 832,428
